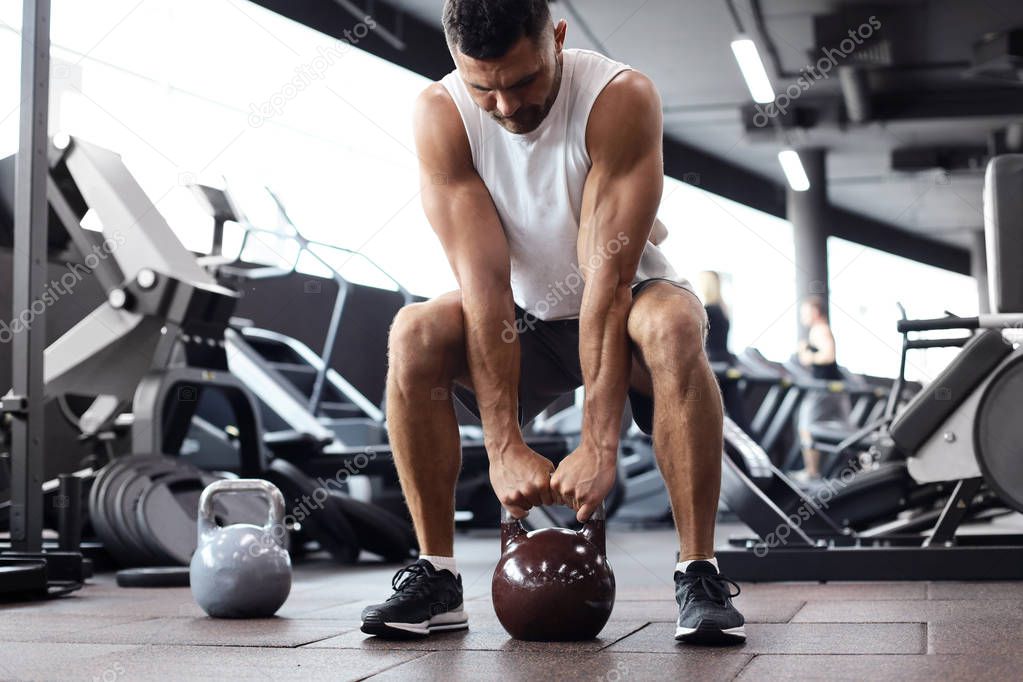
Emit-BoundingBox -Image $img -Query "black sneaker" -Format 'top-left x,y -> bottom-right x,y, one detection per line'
674,560 -> 746,645
360,559 -> 469,638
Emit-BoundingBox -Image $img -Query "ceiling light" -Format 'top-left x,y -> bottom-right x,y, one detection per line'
731,36 -> 776,104
778,150 -> 811,191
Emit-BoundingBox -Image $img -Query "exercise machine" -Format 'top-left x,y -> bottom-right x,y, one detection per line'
715,153 -> 1023,581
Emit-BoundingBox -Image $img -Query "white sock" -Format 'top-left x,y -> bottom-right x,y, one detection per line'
677,557 -> 719,573
420,554 -> 458,577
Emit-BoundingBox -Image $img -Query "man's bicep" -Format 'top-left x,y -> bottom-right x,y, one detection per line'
577,145 -> 662,286
422,175 -> 511,287
578,72 -> 664,282
412,86 -> 511,288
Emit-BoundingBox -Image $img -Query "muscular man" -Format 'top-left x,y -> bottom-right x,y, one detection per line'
361,0 -> 745,645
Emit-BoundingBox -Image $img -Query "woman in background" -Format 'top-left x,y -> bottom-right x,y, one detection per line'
795,295 -> 852,482
695,270 -> 732,364
695,271 -> 748,431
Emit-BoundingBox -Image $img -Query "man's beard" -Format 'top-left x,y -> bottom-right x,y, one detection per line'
493,57 -> 563,134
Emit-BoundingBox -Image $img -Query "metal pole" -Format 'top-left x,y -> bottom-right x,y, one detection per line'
788,148 -> 829,337
9,0 -> 51,552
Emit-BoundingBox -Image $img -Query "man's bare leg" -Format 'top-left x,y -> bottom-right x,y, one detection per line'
386,291 -> 468,557
627,283 -> 721,561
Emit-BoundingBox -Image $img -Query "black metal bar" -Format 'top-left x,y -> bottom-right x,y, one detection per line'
760,386 -> 803,455
749,383 -> 784,439
924,477 -> 984,547
56,474 -> 82,552
906,337 -> 970,350
308,275 -> 349,415
10,0 -> 51,552
717,544 -> 1023,581
719,456 -> 817,547
898,316 -> 979,333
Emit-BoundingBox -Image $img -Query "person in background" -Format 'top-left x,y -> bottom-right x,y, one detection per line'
695,271 -> 731,364
695,271 -> 748,431
795,295 -> 851,482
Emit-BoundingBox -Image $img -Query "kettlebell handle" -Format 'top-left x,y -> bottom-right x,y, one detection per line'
501,502 -> 607,555
197,478 -> 288,548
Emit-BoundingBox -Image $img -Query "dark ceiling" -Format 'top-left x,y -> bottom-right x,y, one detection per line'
251,0 -> 1023,270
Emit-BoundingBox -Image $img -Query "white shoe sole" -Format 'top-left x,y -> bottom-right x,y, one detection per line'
363,607 -> 469,637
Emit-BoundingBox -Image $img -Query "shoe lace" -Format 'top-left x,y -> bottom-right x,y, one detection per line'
387,563 -> 433,602
680,572 -> 741,606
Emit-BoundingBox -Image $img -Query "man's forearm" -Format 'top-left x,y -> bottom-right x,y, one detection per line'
578,279 -> 633,457
461,284 -> 525,457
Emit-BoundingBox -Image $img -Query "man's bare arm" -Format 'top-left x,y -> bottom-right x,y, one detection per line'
551,71 -> 665,520
579,71 -> 664,457
413,85 -> 554,514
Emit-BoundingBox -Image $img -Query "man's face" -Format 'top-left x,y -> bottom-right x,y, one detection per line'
453,20 -> 566,134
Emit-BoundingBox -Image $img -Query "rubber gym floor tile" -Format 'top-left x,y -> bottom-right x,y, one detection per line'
463,597 -> 804,624
791,598 -> 1023,623
301,619 -> 648,652
57,616 -> 357,647
0,613 -> 155,642
0,642 -> 139,680
928,621 -> 1023,654
734,582 -> 927,600
927,581 -> 1023,600
607,622 -> 927,654
1,587 -> 302,619
41,645 -> 426,681
608,598 -> 804,624
365,650 -> 753,682
736,654 -> 1023,681
611,585 -> 677,601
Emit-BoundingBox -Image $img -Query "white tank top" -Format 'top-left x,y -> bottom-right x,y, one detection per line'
440,49 -> 680,321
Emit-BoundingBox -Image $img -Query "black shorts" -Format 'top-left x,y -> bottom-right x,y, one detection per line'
451,277 -> 696,435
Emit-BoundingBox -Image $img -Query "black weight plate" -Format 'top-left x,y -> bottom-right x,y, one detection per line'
87,459 -> 127,561
266,459 -> 359,563
0,561 -> 48,597
330,493 -> 417,562
976,356 -> 1023,514
89,457 -> 152,566
136,471 -> 220,566
116,567 -> 191,588
106,457 -> 184,564
112,457 -> 193,566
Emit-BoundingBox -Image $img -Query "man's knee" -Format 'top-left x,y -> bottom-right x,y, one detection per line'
630,301 -> 707,370
388,298 -> 464,385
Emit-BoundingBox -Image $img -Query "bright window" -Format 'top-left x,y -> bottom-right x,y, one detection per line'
829,236 -> 979,382
657,176 -> 797,361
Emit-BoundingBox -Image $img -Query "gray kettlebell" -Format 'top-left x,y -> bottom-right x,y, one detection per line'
190,479 -> 292,618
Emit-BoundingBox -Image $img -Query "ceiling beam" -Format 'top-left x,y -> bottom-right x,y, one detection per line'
248,0 -> 453,80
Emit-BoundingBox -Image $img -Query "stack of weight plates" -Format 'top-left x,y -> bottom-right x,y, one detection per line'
265,459 -> 418,564
89,454 -> 420,567
88,454 -> 267,567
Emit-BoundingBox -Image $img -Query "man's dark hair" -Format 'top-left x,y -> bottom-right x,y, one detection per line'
442,0 -> 552,59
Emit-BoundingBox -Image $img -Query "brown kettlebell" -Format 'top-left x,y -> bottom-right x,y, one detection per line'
492,504 -> 615,641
